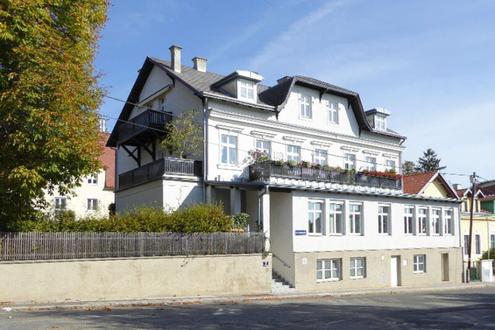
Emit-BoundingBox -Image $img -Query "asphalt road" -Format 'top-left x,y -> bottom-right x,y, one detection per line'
1,287 -> 495,329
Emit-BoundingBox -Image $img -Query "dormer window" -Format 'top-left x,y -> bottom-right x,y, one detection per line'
239,79 -> 255,101
300,94 -> 312,119
365,108 -> 391,132
375,115 -> 387,131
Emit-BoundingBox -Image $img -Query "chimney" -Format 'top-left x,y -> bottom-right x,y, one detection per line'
192,56 -> 207,72
169,45 -> 182,73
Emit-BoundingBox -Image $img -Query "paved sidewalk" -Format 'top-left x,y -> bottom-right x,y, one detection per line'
2,282 -> 492,312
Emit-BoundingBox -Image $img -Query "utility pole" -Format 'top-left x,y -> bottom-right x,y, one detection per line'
466,172 -> 477,282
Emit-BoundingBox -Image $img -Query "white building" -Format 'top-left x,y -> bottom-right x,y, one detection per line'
107,45 -> 462,291
49,133 -> 115,218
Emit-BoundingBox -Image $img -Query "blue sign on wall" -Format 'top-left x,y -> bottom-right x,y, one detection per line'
295,229 -> 307,236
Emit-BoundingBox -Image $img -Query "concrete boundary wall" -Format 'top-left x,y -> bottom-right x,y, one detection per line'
0,254 -> 271,304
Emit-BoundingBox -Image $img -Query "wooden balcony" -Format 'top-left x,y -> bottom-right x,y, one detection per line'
249,162 -> 402,190
117,110 -> 172,146
118,157 -> 203,190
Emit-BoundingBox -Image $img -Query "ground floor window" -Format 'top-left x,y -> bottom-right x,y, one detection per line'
464,235 -> 469,255
491,234 -> 495,249
55,197 -> 67,210
413,254 -> 426,273
316,259 -> 342,281
350,257 -> 366,279
475,234 -> 481,254
308,200 -> 324,234
87,198 -> 98,211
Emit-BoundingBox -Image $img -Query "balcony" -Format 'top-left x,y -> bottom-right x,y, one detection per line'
117,110 -> 172,146
118,157 -> 203,190
249,162 -> 402,190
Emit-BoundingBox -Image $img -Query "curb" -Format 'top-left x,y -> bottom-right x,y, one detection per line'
3,282 -> 493,312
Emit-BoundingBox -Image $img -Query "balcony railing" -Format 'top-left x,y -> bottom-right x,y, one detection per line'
117,110 -> 172,146
119,157 -> 203,190
249,162 -> 402,190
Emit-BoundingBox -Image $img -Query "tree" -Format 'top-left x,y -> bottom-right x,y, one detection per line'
402,161 -> 417,175
161,110 -> 203,159
0,1 -> 108,222
416,148 -> 446,172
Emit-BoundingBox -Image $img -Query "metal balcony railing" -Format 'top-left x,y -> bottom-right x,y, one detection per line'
117,110 -> 172,145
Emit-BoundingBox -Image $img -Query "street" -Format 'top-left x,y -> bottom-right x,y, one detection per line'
1,287 -> 495,329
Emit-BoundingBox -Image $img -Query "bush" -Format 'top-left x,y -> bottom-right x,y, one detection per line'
232,213 -> 250,230
5,204 -> 233,233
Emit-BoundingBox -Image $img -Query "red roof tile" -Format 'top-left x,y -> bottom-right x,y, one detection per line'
403,172 -> 437,194
99,133 -> 115,190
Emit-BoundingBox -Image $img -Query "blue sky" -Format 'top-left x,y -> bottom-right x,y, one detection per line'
95,0 -> 495,185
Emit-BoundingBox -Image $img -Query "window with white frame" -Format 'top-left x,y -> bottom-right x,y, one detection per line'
87,174 -> 98,185
404,206 -> 414,234
417,208 -> 428,235
444,209 -> 453,235
464,235 -> 469,255
349,203 -> 363,235
316,259 -> 341,281
375,115 -> 387,131
55,197 -> 66,210
350,257 -> 366,279
255,139 -> 271,157
475,234 -> 481,254
308,200 -> 324,235
378,204 -> 390,234
413,254 -> 426,273
344,153 -> 356,170
300,94 -> 312,119
386,159 -> 396,171
239,80 -> 255,101
491,234 -> 495,249
220,134 -> 238,165
365,157 -> 377,171
329,202 -> 344,234
87,198 -> 98,211
287,145 -> 301,162
431,208 -> 441,235
328,102 -> 339,124
313,149 -> 328,166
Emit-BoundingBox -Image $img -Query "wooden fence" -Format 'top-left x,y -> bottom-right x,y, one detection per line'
0,232 -> 265,261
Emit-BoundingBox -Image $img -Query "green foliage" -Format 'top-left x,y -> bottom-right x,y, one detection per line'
161,110 -> 203,159
231,213 -> 250,230
416,149 -> 446,172
482,248 -> 495,260
402,161 -> 417,175
6,204 -> 233,233
0,1 -> 108,222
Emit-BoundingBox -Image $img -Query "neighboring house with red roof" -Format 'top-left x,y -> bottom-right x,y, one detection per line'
47,132 -> 115,218
403,171 -> 458,198
479,180 -> 495,213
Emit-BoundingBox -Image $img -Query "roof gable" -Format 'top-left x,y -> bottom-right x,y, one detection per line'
403,172 -> 458,199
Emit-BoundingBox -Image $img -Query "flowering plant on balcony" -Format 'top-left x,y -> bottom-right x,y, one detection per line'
248,149 -> 270,164
361,169 -> 402,180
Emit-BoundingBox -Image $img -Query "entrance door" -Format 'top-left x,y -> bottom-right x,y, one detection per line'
391,256 -> 401,287
442,253 -> 449,281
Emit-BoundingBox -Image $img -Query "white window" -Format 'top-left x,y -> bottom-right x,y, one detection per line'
463,200 -> 468,212
87,198 -> 98,211
329,202 -> 344,234
87,174 -> 98,185
464,235 -> 469,255
417,208 -> 428,235
413,254 -> 426,273
316,259 -> 341,281
344,153 -> 356,170
491,234 -> 495,249
375,115 -> 387,131
350,257 -> 366,279
308,200 -> 324,235
287,145 -> 301,162
239,80 -> 255,100
255,139 -> 271,157
349,203 -> 363,235
221,134 -> 238,165
313,149 -> 328,165
378,204 -> 390,234
404,206 -> 414,234
55,197 -> 66,210
444,209 -> 453,235
431,208 -> 441,235
158,96 -> 165,111
475,234 -> 481,254
300,94 -> 312,119
328,102 -> 339,124
365,157 -> 377,171
386,159 -> 396,171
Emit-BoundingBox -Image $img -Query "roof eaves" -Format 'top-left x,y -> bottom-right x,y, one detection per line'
202,91 -> 276,112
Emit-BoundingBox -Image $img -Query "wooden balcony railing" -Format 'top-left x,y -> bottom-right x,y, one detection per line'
249,162 -> 402,190
118,157 -> 203,190
117,110 -> 172,146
